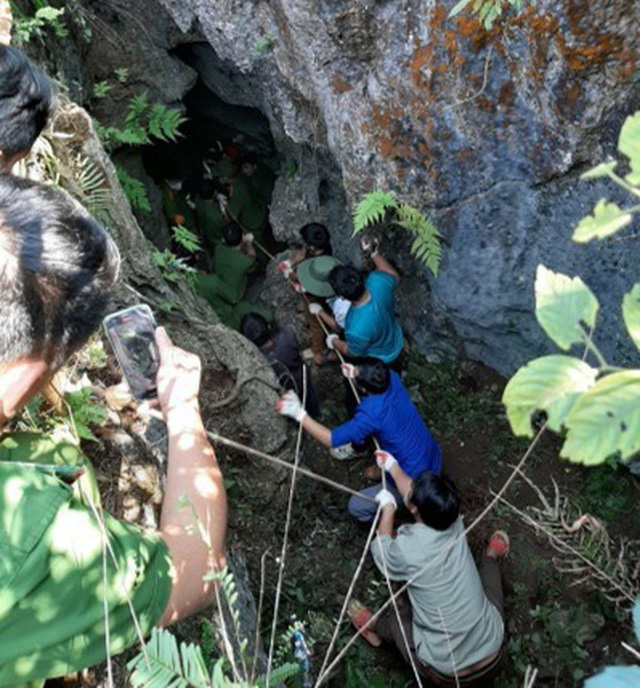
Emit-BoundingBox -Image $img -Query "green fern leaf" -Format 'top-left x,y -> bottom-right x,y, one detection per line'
172,225 -> 203,254
126,91 -> 150,124
148,105 -> 186,142
128,628 -> 211,688
353,191 -> 398,233
116,166 -> 151,213
397,203 -> 442,276
74,156 -> 111,218
256,662 -> 300,687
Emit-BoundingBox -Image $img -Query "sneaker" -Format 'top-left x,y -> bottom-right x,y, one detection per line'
330,443 -> 356,461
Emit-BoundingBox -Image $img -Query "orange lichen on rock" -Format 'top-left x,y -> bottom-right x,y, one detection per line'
332,74 -> 354,94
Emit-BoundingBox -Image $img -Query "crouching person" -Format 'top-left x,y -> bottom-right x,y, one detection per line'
351,455 -> 507,685
0,174 -> 227,684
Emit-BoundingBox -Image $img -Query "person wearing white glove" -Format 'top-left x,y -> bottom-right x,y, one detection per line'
277,259 -> 294,280
308,302 -> 323,316
360,235 -> 380,257
276,390 -> 307,423
325,333 -> 340,351
340,362 -> 357,379
375,488 -> 397,511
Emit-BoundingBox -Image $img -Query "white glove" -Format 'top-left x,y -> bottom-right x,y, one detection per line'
340,363 -> 357,379
244,232 -> 254,243
277,390 -> 307,423
361,235 -> 379,256
375,450 -> 398,473
308,303 -> 323,316
325,334 -> 339,351
375,489 -> 397,511
293,281 -> 306,294
278,260 -> 294,279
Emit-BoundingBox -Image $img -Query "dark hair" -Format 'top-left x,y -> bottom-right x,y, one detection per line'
410,473 -> 459,531
197,178 -> 227,200
300,222 -> 332,256
241,313 -> 270,347
222,221 -> 243,247
0,47 -> 53,158
353,357 -> 390,395
328,265 -> 365,301
0,174 -> 120,366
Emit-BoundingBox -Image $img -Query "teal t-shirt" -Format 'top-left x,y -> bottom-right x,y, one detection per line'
344,271 -> 403,363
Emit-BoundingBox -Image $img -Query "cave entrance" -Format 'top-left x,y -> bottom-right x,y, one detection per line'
142,42 -> 285,273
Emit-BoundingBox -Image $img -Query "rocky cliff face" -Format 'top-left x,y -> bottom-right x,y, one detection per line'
62,0 -> 639,375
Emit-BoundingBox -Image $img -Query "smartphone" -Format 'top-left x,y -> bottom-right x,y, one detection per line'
103,304 -> 160,400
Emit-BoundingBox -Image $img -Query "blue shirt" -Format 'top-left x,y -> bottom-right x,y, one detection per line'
331,372 -> 442,478
344,271 -> 403,364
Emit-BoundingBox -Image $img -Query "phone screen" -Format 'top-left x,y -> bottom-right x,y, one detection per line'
103,305 -> 159,400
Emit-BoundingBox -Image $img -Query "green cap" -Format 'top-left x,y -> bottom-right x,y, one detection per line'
296,256 -> 343,297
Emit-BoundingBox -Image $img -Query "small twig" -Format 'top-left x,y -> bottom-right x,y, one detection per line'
446,45 -> 494,110
250,549 -> 271,684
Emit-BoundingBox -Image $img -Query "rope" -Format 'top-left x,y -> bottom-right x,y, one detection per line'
205,430 -> 377,504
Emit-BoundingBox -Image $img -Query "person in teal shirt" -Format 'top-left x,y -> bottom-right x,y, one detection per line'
325,241 -> 403,366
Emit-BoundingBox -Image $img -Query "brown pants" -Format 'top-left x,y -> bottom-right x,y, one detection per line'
306,295 -> 326,356
376,555 -> 504,685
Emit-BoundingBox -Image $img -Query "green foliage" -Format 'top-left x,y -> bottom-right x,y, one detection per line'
574,111 -> 640,244
353,191 -> 397,231
172,224 -> 203,254
96,91 -> 186,151
116,166 -> 151,213
622,284 -> 640,351
353,191 -> 443,276
559,371 -> 640,466
503,110 -> 640,467
74,155 -> 111,220
128,628 -> 211,688
152,249 -> 196,283
92,81 -> 112,100
66,388 -> 107,442
255,35 -> 277,55
502,355 -> 598,436
12,1 -> 68,44
448,0 -> 528,29
534,265 -> 599,351
114,67 -> 129,83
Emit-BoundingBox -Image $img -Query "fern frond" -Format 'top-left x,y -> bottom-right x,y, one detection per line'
74,155 -> 111,217
396,203 -> 442,276
126,91 -> 150,125
116,166 -> 151,213
128,628 -> 211,688
353,191 -> 398,233
172,225 -> 203,254
255,662 -> 300,687
149,105 -> 187,142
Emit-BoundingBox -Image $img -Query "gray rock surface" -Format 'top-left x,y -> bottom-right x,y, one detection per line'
155,0 -> 640,375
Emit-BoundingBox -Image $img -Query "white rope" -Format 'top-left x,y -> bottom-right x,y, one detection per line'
265,367 -> 307,686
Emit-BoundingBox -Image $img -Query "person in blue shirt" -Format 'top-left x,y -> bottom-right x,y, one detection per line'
277,357 -> 442,522
324,241 -> 403,367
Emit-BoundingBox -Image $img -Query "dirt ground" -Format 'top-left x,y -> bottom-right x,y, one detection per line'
219,351 -> 640,687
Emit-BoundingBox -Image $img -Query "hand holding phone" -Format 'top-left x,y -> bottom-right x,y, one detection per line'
103,305 -> 160,400
155,327 -> 202,416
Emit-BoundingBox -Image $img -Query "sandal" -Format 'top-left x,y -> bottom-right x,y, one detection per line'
486,530 -> 510,559
348,600 -> 382,647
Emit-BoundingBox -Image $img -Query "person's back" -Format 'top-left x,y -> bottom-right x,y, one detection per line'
213,241 -> 255,304
332,371 -> 441,477
344,271 -> 403,363
373,517 -> 503,674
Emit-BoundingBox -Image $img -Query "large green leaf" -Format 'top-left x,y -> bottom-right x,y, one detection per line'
580,161 -> 617,180
535,265 -> 600,350
352,191 -> 397,233
622,283 -> 640,351
618,111 -> 640,186
561,370 -> 640,465
502,355 -> 598,437
573,199 -> 632,243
